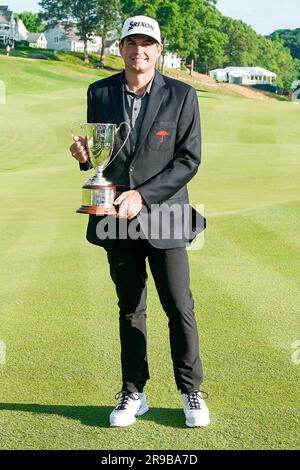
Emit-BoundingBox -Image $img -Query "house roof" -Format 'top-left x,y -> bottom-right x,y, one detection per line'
45,24 -> 103,44
27,32 -> 44,42
44,24 -> 80,41
65,26 -> 101,42
210,66 -> 276,77
0,5 -> 13,23
227,66 -> 276,76
0,13 -> 11,23
65,27 -> 80,41
105,39 -> 118,48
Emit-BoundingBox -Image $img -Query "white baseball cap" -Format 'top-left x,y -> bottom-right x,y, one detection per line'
120,15 -> 161,44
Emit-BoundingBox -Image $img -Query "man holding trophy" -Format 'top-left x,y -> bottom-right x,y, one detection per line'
69,15 -> 209,428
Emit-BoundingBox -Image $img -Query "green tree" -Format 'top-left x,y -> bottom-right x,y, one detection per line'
167,0 -> 210,58
93,0 -> 122,67
39,0 -> 98,63
196,28 -> 227,73
295,58 -> 300,79
220,16 -> 259,67
17,12 -> 45,32
155,0 -> 183,72
268,29 -> 300,60
196,5 -> 227,73
120,0 -> 157,18
257,35 -> 298,90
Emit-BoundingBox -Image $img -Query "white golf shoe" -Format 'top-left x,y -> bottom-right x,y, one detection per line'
182,391 -> 210,427
109,391 -> 149,427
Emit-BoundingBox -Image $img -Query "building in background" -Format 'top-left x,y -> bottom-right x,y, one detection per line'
0,5 -> 16,46
210,66 -> 277,91
27,32 -> 47,49
44,25 -> 101,53
104,39 -> 121,57
16,18 -> 28,40
0,5 -> 40,46
162,52 -> 181,70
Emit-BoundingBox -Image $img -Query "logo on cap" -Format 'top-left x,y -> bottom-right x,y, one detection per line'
128,21 -> 155,32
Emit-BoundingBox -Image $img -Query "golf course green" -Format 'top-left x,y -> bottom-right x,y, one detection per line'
0,53 -> 299,450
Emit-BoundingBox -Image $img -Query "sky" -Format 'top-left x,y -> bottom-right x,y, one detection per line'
217,0 -> 300,35
3,0 -> 300,36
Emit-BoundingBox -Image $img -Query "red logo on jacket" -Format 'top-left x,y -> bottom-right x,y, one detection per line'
155,130 -> 170,143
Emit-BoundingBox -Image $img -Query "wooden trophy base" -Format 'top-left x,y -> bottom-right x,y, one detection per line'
77,183 -> 117,215
76,205 -> 117,215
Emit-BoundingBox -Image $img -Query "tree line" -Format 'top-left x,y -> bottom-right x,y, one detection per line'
268,28 -> 300,87
18,0 -> 299,91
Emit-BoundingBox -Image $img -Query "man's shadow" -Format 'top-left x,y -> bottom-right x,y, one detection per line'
0,403 -> 186,428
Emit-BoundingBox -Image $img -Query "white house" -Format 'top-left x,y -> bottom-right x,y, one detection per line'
163,52 -> 181,69
210,66 -> 276,86
0,5 -> 16,45
0,5 -> 31,44
16,18 -> 28,40
104,39 -> 121,57
27,32 -> 47,49
44,25 -> 102,53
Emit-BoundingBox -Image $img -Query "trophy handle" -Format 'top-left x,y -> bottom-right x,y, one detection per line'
104,122 -> 131,169
70,120 -> 85,139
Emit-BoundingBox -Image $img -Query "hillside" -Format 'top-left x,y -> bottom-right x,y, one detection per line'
0,46 -> 282,101
166,68 -> 279,101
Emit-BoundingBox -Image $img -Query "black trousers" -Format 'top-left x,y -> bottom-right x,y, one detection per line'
105,238 -> 203,394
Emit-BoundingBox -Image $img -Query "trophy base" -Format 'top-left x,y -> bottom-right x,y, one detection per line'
76,205 -> 117,215
77,181 -> 117,216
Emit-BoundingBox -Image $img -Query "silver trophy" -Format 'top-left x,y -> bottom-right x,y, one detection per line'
71,122 -> 131,215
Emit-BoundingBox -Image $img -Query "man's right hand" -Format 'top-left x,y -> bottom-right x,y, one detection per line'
69,136 -> 89,163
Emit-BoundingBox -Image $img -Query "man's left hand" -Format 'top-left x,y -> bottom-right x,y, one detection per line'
114,190 -> 143,220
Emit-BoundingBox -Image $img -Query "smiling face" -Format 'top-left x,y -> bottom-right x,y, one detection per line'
119,34 -> 163,74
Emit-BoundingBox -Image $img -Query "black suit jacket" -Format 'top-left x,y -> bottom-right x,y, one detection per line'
80,70 -> 206,249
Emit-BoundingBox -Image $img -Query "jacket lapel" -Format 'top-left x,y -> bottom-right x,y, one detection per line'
132,70 -> 166,163
109,71 -> 125,124
109,72 -> 130,156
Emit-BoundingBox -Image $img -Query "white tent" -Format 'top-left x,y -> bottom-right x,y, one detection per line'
210,66 -> 276,85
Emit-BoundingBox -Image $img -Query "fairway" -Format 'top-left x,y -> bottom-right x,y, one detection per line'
0,54 -> 299,450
